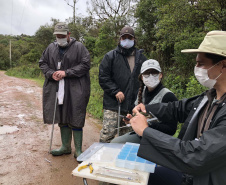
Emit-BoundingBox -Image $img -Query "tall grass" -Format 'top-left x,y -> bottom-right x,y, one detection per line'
6,64 -> 44,87
87,66 -> 104,119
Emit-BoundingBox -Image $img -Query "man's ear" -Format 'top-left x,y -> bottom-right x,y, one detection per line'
159,73 -> 163,80
221,60 -> 226,73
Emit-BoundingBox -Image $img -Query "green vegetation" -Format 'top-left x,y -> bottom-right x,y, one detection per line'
87,67 -> 104,119
6,65 -> 44,87
1,0 -> 225,134
6,64 -> 43,79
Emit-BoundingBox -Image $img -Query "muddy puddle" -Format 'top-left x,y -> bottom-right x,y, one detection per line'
0,125 -> 19,134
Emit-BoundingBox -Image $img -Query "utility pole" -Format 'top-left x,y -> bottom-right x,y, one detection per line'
73,0 -> 76,24
64,0 -> 77,24
9,39 -> 12,68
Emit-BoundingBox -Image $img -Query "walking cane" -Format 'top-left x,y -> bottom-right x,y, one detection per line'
49,83 -> 58,153
117,101 -> 121,137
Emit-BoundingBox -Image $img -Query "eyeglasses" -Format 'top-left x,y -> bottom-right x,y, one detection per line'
121,35 -> 134,40
56,35 -> 67,39
142,73 -> 159,78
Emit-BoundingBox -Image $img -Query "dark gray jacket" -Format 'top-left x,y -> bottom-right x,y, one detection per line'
138,90 -> 226,185
39,38 -> 90,128
99,46 -> 147,113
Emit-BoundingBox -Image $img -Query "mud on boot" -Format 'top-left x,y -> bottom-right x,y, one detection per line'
51,126 -> 72,156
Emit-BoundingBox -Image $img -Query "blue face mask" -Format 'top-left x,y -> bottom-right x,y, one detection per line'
120,39 -> 134,49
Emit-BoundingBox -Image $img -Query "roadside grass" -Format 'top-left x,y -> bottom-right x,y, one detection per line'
6,65 -> 44,87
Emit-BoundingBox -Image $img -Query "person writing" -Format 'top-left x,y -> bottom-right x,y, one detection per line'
128,31 -> 226,185
111,59 -> 177,143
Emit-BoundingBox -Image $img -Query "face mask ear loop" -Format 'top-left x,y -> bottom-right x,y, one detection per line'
206,61 -> 221,79
207,61 -> 221,71
215,72 -> 222,80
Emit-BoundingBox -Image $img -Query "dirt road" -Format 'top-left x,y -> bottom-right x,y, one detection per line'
0,71 -> 101,185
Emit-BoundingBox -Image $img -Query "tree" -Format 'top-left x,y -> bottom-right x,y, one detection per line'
79,16 -> 99,37
135,0 -> 223,75
192,0 -> 226,30
83,36 -> 97,63
0,43 -> 10,70
68,16 -> 99,42
35,24 -> 55,49
134,0 -> 158,57
133,0 -> 224,103
87,0 -> 136,37
87,0 -> 135,21
93,20 -> 117,65
64,0 -> 79,24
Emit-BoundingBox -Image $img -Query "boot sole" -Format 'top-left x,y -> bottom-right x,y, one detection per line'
74,154 -> 82,164
51,151 -> 72,156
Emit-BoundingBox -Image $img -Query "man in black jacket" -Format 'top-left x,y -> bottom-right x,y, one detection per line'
128,31 -> 226,185
99,26 -> 147,143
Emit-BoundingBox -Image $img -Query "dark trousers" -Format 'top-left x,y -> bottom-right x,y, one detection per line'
148,166 -> 183,185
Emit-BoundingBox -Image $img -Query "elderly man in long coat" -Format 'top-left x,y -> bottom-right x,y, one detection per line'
39,22 -> 90,159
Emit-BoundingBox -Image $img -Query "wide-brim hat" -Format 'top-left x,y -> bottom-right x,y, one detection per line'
53,22 -> 69,35
181,31 -> 226,57
141,59 -> 162,73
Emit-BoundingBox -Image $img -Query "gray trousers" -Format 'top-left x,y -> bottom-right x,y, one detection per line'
111,132 -> 141,144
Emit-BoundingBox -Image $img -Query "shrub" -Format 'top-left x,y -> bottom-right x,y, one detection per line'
6,64 -> 43,79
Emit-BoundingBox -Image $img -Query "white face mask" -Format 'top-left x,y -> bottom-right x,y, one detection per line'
56,37 -> 68,47
120,39 -> 134,49
142,74 -> 160,89
194,63 -> 222,89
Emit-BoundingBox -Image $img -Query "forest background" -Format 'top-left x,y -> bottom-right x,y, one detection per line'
1,0 -> 225,135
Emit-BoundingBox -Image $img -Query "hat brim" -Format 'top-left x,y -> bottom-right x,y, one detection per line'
181,49 -> 226,57
141,66 -> 161,74
53,31 -> 67,35
120,33 -> 135,37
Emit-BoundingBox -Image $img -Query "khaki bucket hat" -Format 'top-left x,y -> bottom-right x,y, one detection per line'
181,31 -> 226,57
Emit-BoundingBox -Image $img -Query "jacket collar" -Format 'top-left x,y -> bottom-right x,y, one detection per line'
116,45 -> 136,56
206,88 -> 226,106
206,88 -> 216,103
182,95 -> 208,141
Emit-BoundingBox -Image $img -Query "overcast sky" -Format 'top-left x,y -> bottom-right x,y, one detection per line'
0,0 -> 89,36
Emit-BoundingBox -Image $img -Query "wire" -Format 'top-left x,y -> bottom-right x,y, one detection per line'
18,0 -> 28,34
11,0 -> 14,35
